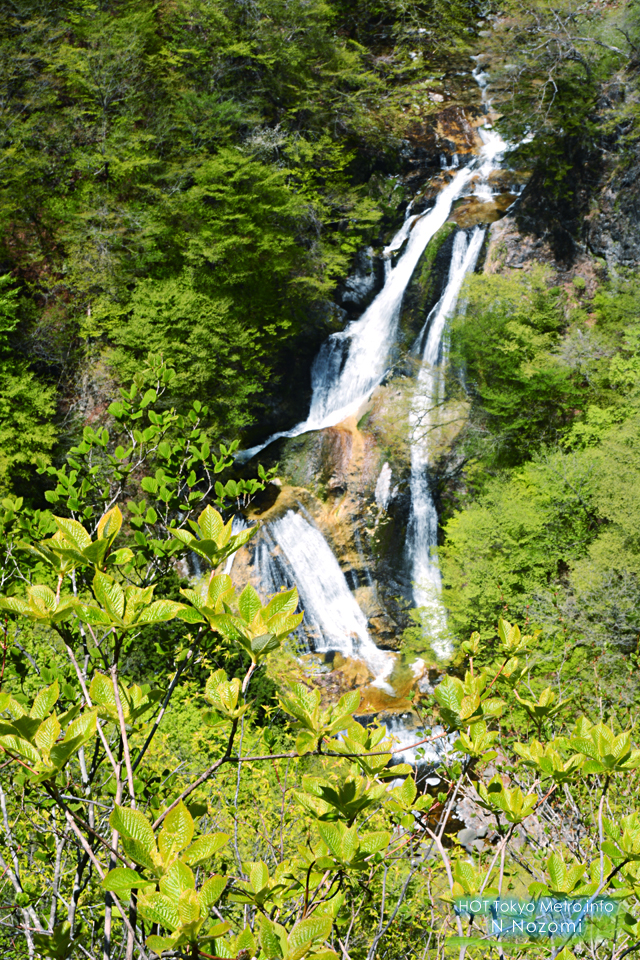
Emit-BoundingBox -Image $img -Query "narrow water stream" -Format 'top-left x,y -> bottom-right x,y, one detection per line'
405,227 -> 486,659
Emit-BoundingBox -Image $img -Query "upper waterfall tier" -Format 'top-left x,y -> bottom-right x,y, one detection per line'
237,156 -> 488,464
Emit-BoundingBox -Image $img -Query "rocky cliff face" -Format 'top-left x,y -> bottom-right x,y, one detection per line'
587,137 -> 640,268
498,75 -> 640,273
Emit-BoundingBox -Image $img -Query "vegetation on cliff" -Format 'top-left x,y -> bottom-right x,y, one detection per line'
0,0 -> 478,495
441,268 -> 640,708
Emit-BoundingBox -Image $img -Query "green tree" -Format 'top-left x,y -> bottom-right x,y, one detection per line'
0,275 -> 56,494
448,269 -> 580,469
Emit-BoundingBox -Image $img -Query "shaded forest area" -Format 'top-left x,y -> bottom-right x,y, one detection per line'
0,0 -> 478,495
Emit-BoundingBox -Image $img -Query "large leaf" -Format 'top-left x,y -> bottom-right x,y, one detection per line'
197,506 -> 225,542
102,868 -> 146,896
82,539 -> 110,569
145,935 -> 176,955
207,574 -> 234,609
176,606 -> 206,624
183,832 -> 229,866
159,802 -> 194,861
121,836 -> 157,872
35,715 -> 61,754
359,831 -> 390,855
0,597 -> 30,616
263,587 -> 298,620
97,505 -> 123,541
90,674 -> 116,710
0,734 -> 40,766
288,916 -> 332,960
250,861 -> 269,893
63,709 -> 98,746
547,852 -> 566,890
265,611 -> 304,638
335,690 -> 360,717
238,583 -> 262,623
317,823 -> 342,859
110,805 -> 156,852
199,875 -> 227,911
251,633 -> 280,657
53,516 -> 91,550
159,860 -> 195,903
135,600 -> 184,625
260,917 -> 286,960
30,681 -> 60,720
138,892 -> 180,931
73,602 -> 113,626
29,585 -> 57,613
236,926 -> 257,956
341,825 -> 358,862
92,572 -> 125,621
177,888 -> 201,926
434,676 -> 463,715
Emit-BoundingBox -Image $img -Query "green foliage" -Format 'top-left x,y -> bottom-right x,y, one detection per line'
0,356 -> 57,495
449,269 -> 579,468
439,245 -> 640,723
0,274 -> 57,494
0,0 -> 478,464
481,0 -> 632,256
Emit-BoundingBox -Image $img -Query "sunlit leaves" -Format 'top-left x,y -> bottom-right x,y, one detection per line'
0,681 -> 96,779
474,775 -> 537,824
183,574 -> 303,664
171,504 -> 255,570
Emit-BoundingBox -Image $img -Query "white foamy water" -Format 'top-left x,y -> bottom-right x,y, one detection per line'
374,462 -> 393,511
246,70 -> 508,744
223,516 -> 248,576
236,164 -> 478,464
269,510 -> 395,692
402,68 -> 507,658
384,717 -> 455,781
405,228 -> 485,658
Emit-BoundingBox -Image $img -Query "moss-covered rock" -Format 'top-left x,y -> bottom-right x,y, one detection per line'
396,220 -> 458,353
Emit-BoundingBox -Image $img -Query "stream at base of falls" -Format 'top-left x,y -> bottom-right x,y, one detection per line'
225,71 -> 509,764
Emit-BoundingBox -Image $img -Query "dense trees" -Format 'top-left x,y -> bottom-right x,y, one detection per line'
0,0 -> 480,495
478,0 -> 638,257
440,264 -> 640,707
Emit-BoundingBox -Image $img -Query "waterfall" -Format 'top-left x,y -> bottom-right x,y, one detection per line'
236,162 -> 478,465
223,516 -> 248,576
384,717 -> 453,765
374,462 -> 393,511
251,526 -> 311,650
405,228 -> 486,658
269,510 -> 395,692
398,67 -> 508,658
242,69 -> 508,692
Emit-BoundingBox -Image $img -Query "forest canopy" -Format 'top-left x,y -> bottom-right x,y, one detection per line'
0,0 -> 478,494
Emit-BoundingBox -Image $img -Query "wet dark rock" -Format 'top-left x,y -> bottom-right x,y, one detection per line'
395,222 -> 458,355
587,139 -> 640,267
336,247 -> 386,318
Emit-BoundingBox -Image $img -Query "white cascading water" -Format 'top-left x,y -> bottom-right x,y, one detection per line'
239,72 -> 507,728
236,163 -> 479,465
269,510 -> 396,693
374,462 -> 393,511
405,227 -> 486,658
223,516 -> 248,576
402,69 -> 507,658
